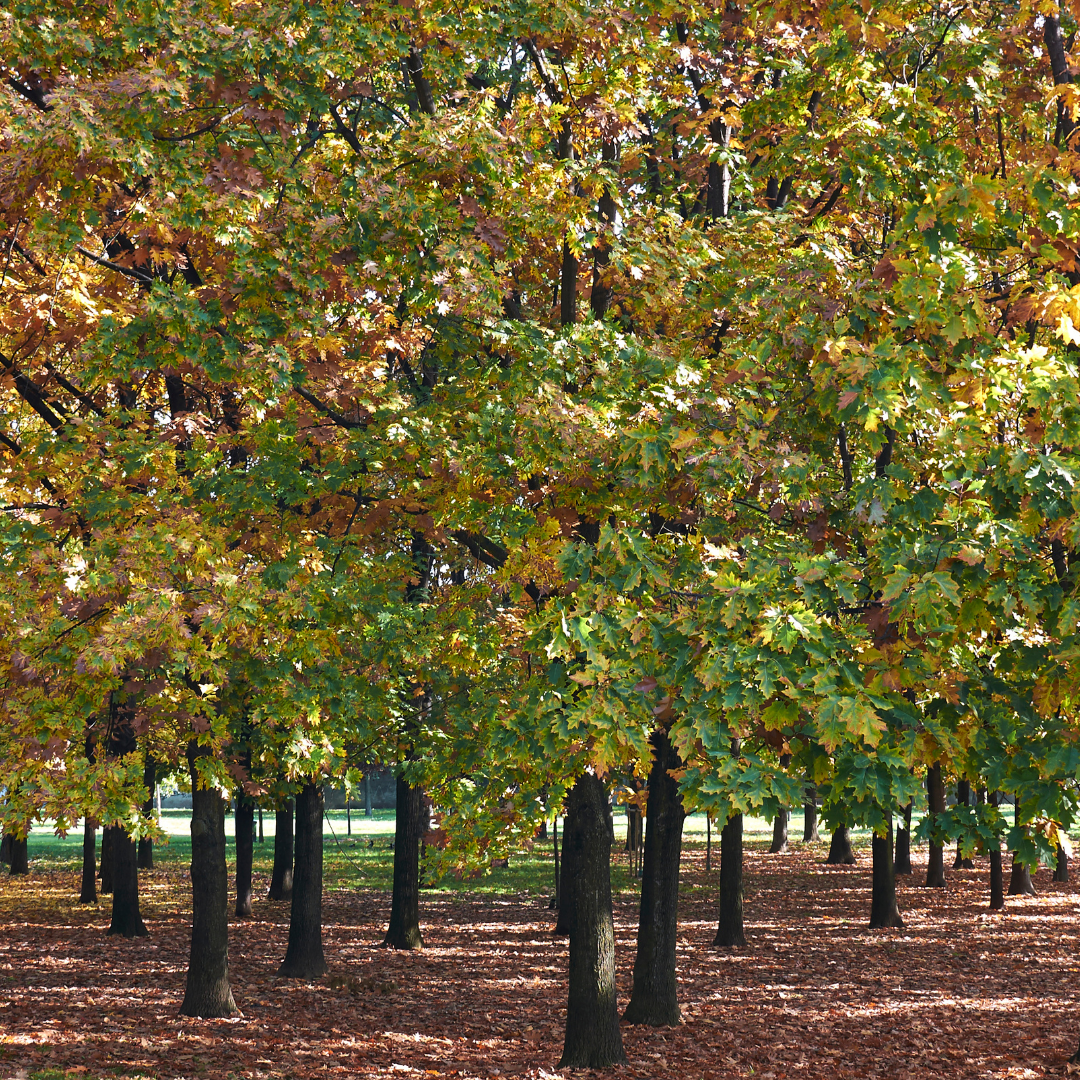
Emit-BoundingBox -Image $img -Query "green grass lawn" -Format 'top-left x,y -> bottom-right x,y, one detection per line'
19,806 -> 883,899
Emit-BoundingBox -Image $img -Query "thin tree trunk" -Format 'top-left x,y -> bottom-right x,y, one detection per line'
549,815 -> 560,910
1054,842 -> 1069,883
107,827 -> 148,937
988,791 -> 1005,910
706,813 -> 711,871
769,808 -> 789,854
234,790 -> 254,918
869,814 -> 904,929
99,825 -> 115,893
925,763 -> 946,888
180,742 -> 238,1017
894,803 -> 913,875
278,782 -> 328,977
267,800 -> 294,901
953,780 -> 974,868
826,824 -> 857,865
137,756 -> 155,870
384,774 -> 423,949
558,772 -> 627,1068
803,787 -> 819,843
1008,802 -> 1037,896
8,836 -> 28,875
79,818 -> 97,903
624,729 -> 685,1026
713,813 -> 745,946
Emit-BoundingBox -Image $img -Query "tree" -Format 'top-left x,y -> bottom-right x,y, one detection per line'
277,782 -> 328,978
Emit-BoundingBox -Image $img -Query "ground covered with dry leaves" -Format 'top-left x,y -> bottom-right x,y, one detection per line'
1,838 -> 1079,1080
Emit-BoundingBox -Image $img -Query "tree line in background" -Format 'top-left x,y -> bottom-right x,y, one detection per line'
2,0 -> 1080,1066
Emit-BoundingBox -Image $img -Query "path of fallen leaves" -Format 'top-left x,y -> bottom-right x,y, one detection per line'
1,841 -> 1079,1080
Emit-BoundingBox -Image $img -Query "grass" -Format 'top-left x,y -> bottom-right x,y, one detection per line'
19,807 -> 886,900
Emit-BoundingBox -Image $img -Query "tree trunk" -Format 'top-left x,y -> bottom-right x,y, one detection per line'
558,772 -> 627,1068
953,780 -> 974,868
180,743 -> 238,1017
1054,842 -> 1069,883
8,836 -> 28,875
79,818 -> 97,903
925,763 -> 947,888
0,832 -> 12,866
554,811 -> 576,934
869,814 -> 904,929
826,824 -> 857,865
769,808 -> 789,854
384,774 -> 424,949
107,827 -> 148,937
549,815 -> 560,910
234,791 -> 254,918
1008,802 -> 1037,896
803,788 -> 819,843
624,729 -> 685,1026
137,756 -> 155,870
99,825 -> 115,893
278,782 -> 328,977
713,813 -> 745,947
988,792 -> 1004,911
268,800 -> 294,901
894,803 -> 913,875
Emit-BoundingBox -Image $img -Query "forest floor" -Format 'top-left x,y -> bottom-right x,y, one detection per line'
0,834 -> 1078,1080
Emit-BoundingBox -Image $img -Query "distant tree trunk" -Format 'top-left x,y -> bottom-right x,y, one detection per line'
624,729 -> 685,1026
137,756 -> 156,870
769,808 -> 789,854
80,818 -> 97,903
1008,802 -> 1037,896
558,772 -> 627,1069
803,787 -> 819,843
8,836 -> 28,875
953,780 -> 974,868
107,827 -> 148,937
713,813 -> 745,946
1054,842 -> 1069,883
180,742 -> 238,1018
278,782 -> 328,977
988,791 -> 1004,910
826,824 -> 856,865
705,813 -> 711,871
99,825 -> 115,893
384,774 -> 423,949
549,815 -> 560,911
925,763 -> 946,888
234,790 -> 254,918
869,814 -> 904,929
894,803 -> 913,875
268,800 -> 294,901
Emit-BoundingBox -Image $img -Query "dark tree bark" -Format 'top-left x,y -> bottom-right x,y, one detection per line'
278,782 -> 328,977
107,827 -> 148,937
769,808 -> 789,854
1008,802 -> 1037,896
1054,842 -> 1069,883
925,763 -> 946,888
384,774 -> 424,949
8,836 -> 28,875
79,818 -> 97,903
549,815 -> 560,910
137,756 -> 155,870
713,813 -> 745,947
0,832 -> 12,865
180,743 -> 238,1017
267,800 -> 294,901
826,824 -> 857,865
869,814 -> 904,929
988,792 -> 1004,911
558,772 -> 627,1068
624,729 -> 686,1026
894,803 -> 913,875
99,825 -> 115,893
234,790 -> 254,918
803,787 -> 819,843
554,815 -> 577,934
953,780 -> 974,869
